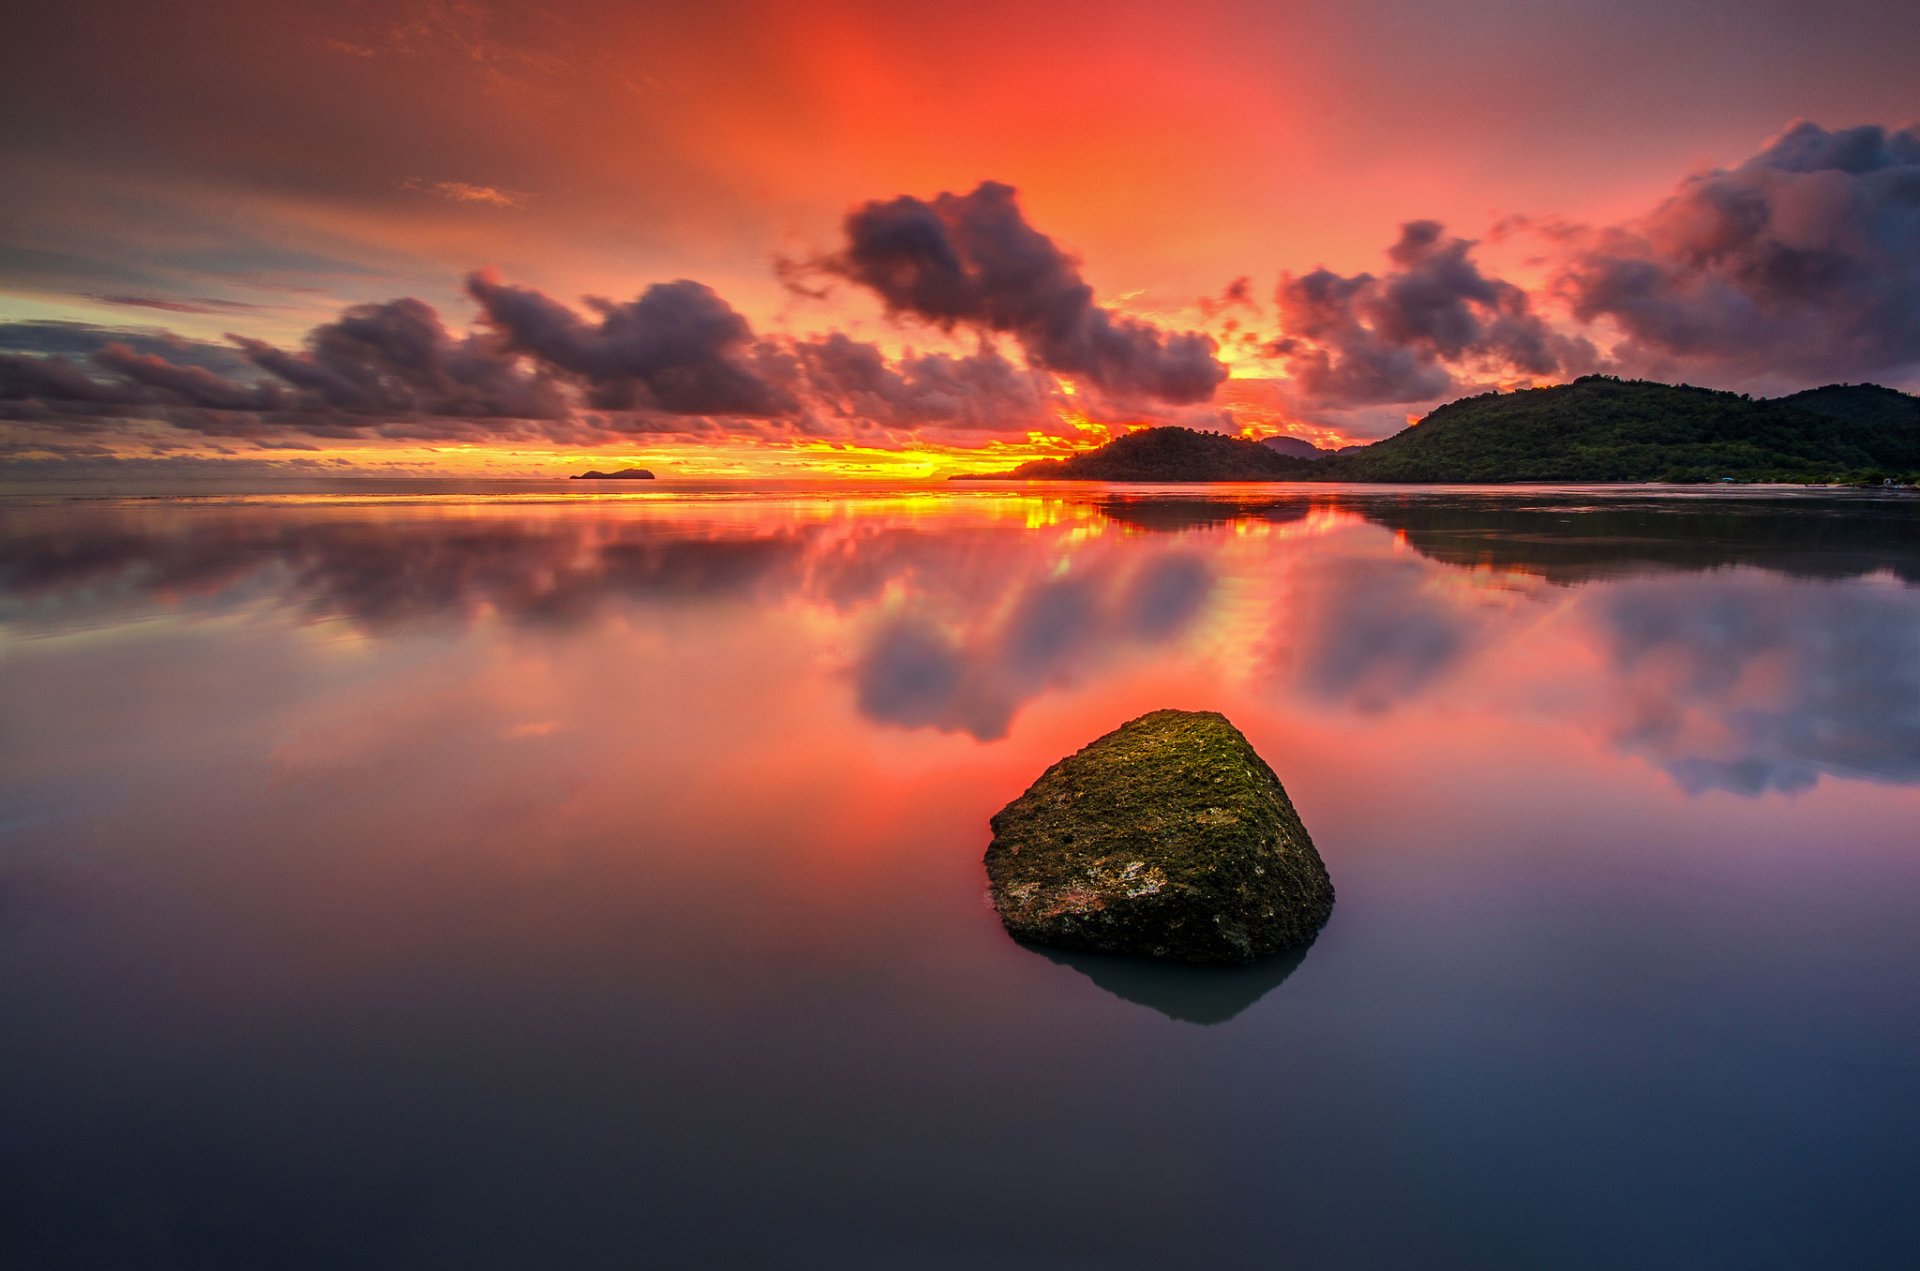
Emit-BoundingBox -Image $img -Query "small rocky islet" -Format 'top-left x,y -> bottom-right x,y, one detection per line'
985,709 -> 1334,964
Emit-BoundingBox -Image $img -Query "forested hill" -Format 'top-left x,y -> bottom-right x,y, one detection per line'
953,376 -> 1920,483
1773,383 -> 1920,433
958,426 -> 1316,481
1320,376 -> 1920,483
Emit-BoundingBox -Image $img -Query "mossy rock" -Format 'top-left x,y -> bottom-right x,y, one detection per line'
986,710 -> 1333,964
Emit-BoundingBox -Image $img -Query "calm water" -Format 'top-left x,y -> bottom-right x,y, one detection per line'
3,483 -> 1917,1269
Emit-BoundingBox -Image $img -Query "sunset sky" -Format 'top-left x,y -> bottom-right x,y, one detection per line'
3,0 -> 1917,477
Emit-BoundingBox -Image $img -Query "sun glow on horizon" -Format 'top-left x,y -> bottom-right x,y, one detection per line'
0,395 -> 1392,479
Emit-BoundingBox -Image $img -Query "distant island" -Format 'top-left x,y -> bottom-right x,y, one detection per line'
954,377 -> 1920,484
570,468 -> 656,480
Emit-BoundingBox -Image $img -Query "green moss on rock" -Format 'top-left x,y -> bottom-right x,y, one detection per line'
985,709 -> 1334,964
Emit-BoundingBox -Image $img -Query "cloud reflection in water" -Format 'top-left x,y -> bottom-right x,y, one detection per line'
1596,574 -> 1920,795
3,489 -> 1917,795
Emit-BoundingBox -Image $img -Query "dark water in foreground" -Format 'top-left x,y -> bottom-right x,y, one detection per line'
3,483 -> 1917,1269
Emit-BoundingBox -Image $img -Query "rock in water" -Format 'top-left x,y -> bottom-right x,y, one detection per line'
985,710 -> 1333,963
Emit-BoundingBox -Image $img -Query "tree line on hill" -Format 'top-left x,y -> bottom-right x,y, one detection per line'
957,377 -> 1920,484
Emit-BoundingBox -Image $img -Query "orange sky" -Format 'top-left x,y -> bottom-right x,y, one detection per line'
2,0 -> 1918,476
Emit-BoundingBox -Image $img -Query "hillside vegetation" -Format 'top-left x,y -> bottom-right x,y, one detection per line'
1320,377 -> 1920,483
1775,383 -> 1920,434
970,426 -> 1316,481
962,377 -> 1920,484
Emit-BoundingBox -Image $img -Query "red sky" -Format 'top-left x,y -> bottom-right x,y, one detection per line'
2,0 -> 1917,477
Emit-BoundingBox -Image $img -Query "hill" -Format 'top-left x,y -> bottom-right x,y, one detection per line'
1260,435 -> 1333,461
953,377 -> 1920,484
961,426 -> 1317,481
1319,376 -> 1920,483
1774,383 -> 1920,433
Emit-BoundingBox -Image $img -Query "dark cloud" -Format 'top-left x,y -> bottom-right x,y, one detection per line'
0,351 -> 142,414
0,321 -> 262,378
237,294 -> 570,422
792,333 -> 1054,432
1,297 -> 573,441
11,127 -> 1915,462
825,181 -> 1227,406
1557,121 -> 1920,385
84,294 -> 276,315
1,255 -> 1093,456
1273,221 -> 1594,408
465,271 -> 796,417
1271,268 -> 1453,407
93,343 -> 280,412
1197,276 -> 1259,319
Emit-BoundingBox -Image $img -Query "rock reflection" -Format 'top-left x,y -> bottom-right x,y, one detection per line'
1035,942 -> 1312,1025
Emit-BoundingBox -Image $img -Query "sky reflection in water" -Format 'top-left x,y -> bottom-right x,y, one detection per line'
2,487 -> 1917,1268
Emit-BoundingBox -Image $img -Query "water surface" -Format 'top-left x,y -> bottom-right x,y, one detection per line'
3,483 -> 1917,1268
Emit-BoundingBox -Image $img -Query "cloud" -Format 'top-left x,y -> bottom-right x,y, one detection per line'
83,294 -> 278,315
8,129 -> 1915,462
92,343 -> 282,412
402,179 -> 526,208
1197,276 -> 1259,319
1255,121 -> 1920,424
1273,221 -> 1595,409
1,296 -> 576,441
1,276 -> 1077,454
791,333 -> 1056,432
0,350 -> 144,415
2,227 -> 1113,454
464,270 -> 796,417
1555,121 -> 1920,385
239,294 -> 570,421
823,181 -> 1227,406
1271,268 -> 1453,407
0,320 -> 244,364
319,37 -> 379,59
